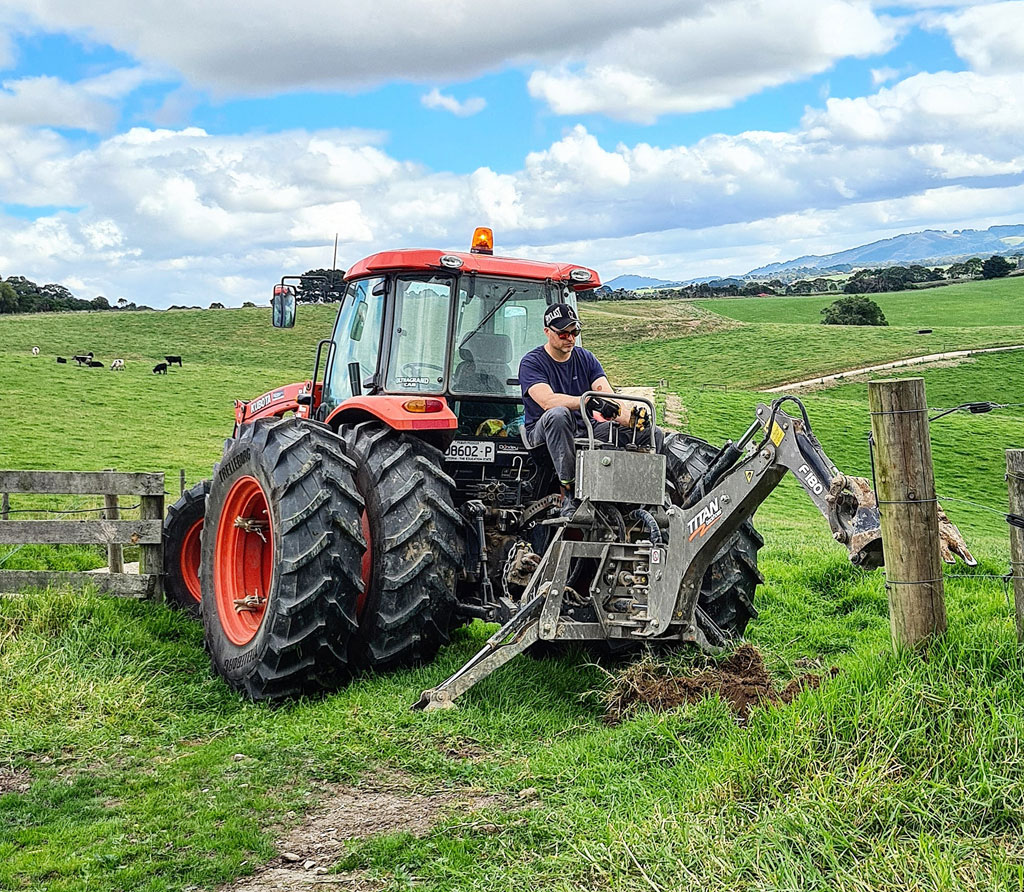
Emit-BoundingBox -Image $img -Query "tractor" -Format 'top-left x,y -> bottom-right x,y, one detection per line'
162,228 -> 970,703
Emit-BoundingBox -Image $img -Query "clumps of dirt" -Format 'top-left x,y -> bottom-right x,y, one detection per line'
604,644 -> 838,724
220,771 -> 505,892
0,767 -> 32,796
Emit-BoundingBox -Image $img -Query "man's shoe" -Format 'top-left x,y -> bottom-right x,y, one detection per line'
559,495 -> 579,518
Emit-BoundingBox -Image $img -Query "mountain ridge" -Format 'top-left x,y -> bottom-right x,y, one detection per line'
602,224 -> 1024,291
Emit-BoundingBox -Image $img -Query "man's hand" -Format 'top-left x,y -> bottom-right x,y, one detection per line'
630,405 -> 650,432
585,395 -> 620,420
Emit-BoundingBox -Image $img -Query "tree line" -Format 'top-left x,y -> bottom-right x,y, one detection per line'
580,254 -> 1020,302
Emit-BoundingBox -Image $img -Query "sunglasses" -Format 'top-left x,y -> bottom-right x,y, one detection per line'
556,328 -> 582,340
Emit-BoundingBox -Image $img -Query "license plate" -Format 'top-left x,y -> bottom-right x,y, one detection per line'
445,440 -> 495,462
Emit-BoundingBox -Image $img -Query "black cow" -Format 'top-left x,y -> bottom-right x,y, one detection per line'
153,362 -> 169,374
87,360 -> 104,368
72,352 -> 93,366
56,357 -> 67,364
164,355 -> 183,367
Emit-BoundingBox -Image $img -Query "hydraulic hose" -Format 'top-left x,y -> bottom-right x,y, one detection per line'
631,508 -> 663,545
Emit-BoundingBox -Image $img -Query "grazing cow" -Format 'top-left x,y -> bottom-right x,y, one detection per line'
153,362 -> 169,374
31,346 -> 39,356
88,360 -> 104,368
110,359 -> 125,371
56,357 -> 67,364
72,352 -> 94,366
164,355 -> 183,367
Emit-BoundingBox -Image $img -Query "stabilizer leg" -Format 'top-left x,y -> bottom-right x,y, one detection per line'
412,593 -> 544,711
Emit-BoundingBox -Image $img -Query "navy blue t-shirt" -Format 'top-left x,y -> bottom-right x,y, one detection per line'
519,345 -> 606,429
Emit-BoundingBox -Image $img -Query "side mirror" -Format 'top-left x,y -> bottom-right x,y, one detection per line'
272,284 -> 297,328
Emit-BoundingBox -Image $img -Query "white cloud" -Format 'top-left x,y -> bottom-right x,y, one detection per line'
9,0 -> 689,94
936,1 -> 1024,72
421,88 -> 486,117
871,66 -> 900,84
528,0 -> 900,122
2,61 -> 1024,306
0,66 -> 155,132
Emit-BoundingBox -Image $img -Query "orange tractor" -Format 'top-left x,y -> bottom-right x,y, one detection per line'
162,229 -> 968,703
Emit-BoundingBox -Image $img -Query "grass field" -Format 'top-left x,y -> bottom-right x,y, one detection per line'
2,289 -> 1024,891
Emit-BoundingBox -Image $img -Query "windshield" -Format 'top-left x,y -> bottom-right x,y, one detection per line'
450,276 -> 561,397
385,275 -> 453,393
325,276 -> 385,404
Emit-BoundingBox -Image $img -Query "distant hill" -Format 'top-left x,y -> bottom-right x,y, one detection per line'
602,274 -> 685,290
746,224 -> 1024,278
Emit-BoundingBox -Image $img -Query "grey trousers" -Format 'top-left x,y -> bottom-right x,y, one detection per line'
526,406 -> 664,486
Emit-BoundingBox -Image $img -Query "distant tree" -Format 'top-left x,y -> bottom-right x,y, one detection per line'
116,297 -> 129,309
242,301 -> 257,308
981,255 -> 1014,279
821,295 -> 888,326
0,281 -> 18,314
91,295 -> 110,310
295,268 -> 346,303
209,301 -> 225,309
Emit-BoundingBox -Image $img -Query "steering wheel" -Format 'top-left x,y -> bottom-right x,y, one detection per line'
400,362 -> 444,377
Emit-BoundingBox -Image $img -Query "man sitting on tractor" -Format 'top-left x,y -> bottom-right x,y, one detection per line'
519,302 -> 663,514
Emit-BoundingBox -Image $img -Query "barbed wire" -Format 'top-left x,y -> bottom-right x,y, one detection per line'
0,502 -> 142,516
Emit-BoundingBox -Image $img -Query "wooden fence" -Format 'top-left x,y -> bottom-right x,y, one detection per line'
0,470 -> 164,599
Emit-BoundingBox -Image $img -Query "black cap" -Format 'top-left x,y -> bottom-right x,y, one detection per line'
543,302 -> 582,331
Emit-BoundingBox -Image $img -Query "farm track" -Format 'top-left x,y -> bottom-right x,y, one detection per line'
763,343 -> 1024,393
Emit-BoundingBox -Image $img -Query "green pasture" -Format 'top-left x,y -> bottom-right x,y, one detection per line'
2,289 -> 1024,891
700,276 -> 1024,327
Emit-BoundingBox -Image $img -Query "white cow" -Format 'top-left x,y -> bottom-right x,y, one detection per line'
31,346 -> 39,356
110,359 -> 125,371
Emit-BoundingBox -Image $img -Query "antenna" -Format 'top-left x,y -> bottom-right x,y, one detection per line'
332,233 -> 338,271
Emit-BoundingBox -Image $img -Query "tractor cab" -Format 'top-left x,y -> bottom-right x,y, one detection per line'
272,230 -> 600,508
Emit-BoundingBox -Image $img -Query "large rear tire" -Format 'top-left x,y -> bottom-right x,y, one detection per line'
200,418 -> 365,700
664,432 -> 764,640
162,478 -> 210,618
339,422 -> 460,672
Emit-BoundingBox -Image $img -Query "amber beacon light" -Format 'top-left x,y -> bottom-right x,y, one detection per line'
470,227 -> 494,255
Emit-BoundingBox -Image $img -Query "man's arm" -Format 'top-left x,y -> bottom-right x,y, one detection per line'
527,381 -> 587,412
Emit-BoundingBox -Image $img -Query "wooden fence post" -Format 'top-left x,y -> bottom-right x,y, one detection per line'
103,468 -> 123,575
179,469 -> 186,497
1,492 -> 8,521
867,377 -> 946,648
139,491 -> 165,601
1007,450 -> 1024,642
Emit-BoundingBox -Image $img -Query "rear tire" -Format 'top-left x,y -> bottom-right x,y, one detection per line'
162,478 -> 210,618
201,418 -> 365,700
664,432 -> 764,640
339,422 -> 460,672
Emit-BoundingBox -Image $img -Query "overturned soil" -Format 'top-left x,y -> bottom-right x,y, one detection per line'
604,644 -> 838,723
220,771 -> 504,892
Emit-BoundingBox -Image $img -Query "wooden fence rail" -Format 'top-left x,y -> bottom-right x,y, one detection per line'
0,470 -> 164,599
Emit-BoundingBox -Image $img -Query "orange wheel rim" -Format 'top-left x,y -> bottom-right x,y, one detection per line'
181,519 -> 203,603
214,475 -> 273,646
357,510 -> 371,619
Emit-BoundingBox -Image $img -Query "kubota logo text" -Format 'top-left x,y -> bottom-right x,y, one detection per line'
687,498 -> 722,541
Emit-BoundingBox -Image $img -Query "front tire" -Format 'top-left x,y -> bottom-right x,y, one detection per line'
339,422 -> 461,672
200,418 -> 365,700
162,478 -> 210,617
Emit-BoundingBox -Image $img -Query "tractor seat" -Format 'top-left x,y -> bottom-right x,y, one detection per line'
452,333 -> 513,396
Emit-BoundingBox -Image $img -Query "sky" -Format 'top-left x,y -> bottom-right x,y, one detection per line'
0,1 -> 1023,307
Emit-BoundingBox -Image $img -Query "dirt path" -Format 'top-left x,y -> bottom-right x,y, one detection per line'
218,772 -> 508,892
763,344 -> 1024,394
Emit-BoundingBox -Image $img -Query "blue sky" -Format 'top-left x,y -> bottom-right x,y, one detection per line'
0,1 -> 1022,306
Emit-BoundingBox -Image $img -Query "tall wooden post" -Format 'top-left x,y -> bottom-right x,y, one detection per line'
1007,450 -> 1024,641
103,495 -> 124,574
867,378 -> 946,648
1,492 -> 8,521
179,469 -> 186,497
139,490 -> 165,601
